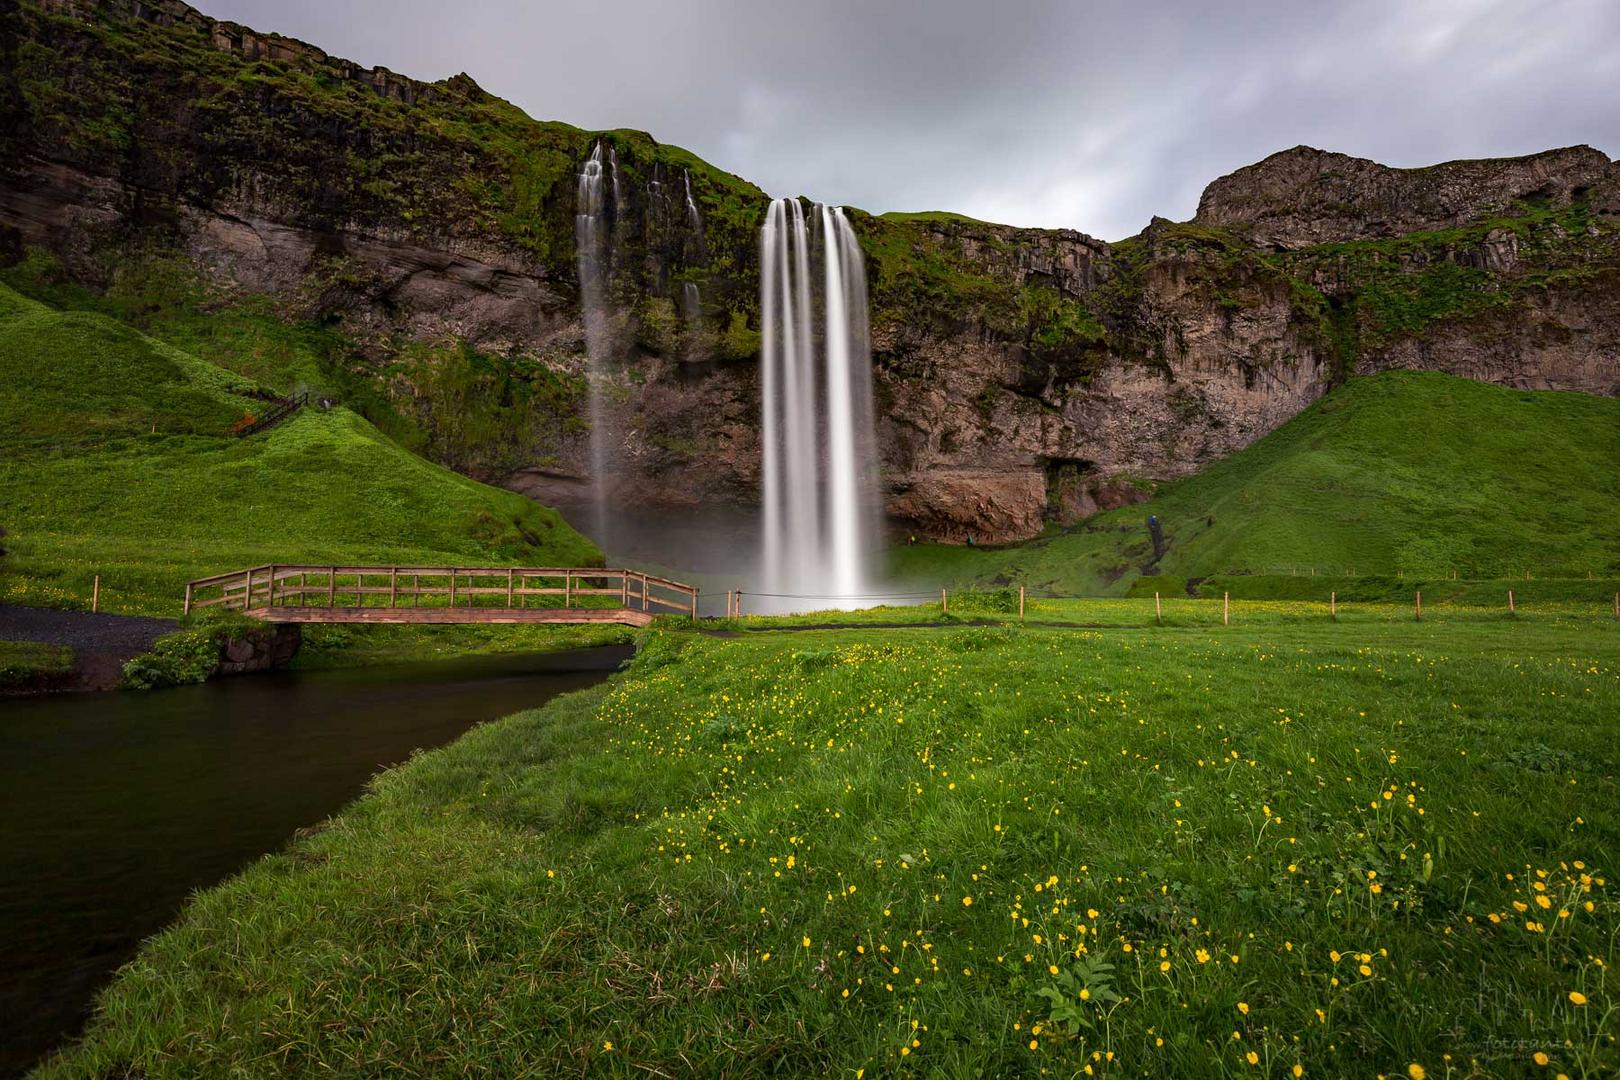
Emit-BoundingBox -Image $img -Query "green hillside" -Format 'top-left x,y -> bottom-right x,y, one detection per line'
895,370 -> 1620,594
0,284 -> 599,616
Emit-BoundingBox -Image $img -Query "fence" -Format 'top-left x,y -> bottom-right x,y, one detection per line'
184,565 -> 699,622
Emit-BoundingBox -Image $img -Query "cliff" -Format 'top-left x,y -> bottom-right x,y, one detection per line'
4,0 -> 1618,543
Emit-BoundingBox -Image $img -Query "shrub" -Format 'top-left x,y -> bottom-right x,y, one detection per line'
121,628 -> 220,689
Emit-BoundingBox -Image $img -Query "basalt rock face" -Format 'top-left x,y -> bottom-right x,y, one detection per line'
4,1 -> 1619,544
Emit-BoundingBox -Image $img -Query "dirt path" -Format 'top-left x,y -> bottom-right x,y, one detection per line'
0,605 -> 176,691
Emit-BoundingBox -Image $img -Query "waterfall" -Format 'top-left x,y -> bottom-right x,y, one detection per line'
575,141 -> 612,537
759,198 -> 878,606
682,170 -> 701,228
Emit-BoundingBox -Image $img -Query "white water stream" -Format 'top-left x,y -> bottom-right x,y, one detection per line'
759,199 -> 878,609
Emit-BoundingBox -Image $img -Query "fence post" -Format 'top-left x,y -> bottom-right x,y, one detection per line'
942,588 -> 948,614
690,587 -> 698,622
1223,592 -> 1229,626
1155,591 -> 1162,625
1330,591 -> 1336,621
1415,590 -> 1422,622
1508,589 -> 1515,615
1019,585 -> 1025,621
91,574 -> 100,614
183,581 -> 193,617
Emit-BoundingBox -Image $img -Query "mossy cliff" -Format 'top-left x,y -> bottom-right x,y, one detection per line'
4,0 -> 1618,540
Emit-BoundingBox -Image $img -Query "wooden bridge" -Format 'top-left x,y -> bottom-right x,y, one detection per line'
184,565 -> 698,627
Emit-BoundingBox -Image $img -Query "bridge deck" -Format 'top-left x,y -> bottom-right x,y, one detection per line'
187,566 -> 696,626
245,606 -> 654,627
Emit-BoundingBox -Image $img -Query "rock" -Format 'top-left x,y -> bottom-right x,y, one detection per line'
215,626 -> 301,676
888,470 -> 1048,545
1194,144 -> 1618,249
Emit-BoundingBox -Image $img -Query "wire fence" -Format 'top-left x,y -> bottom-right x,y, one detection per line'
708,582 -> 1620,622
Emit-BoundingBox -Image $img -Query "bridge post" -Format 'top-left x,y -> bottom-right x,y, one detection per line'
184,582 -> 193,616
391,568 -> 398,608
690,587 -> 698,622
507,568 -> 514,608
565,573 -> 572,608
449,570 -> 457,608
620,572 -> 628,607
328,567 -> 336,608
269,564 -> 277,609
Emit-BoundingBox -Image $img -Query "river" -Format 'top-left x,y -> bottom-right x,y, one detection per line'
0,645 -> 631,1078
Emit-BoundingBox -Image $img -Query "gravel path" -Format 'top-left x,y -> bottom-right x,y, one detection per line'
0,605 -> 177,690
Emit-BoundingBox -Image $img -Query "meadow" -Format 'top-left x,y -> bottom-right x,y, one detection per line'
890,371 -> 1620,597
37,613 -> 1618,1078
0,281 -> 599,617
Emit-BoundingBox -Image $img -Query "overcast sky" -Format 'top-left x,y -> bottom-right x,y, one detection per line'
196,0 -> 1620,240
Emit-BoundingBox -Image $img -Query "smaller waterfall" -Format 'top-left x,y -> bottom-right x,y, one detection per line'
575,141 -> 614,538
759,198 -> 878,607
682,170 -> 701,228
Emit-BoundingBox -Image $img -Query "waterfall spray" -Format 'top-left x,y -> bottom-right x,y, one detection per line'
759,198 -> 878,607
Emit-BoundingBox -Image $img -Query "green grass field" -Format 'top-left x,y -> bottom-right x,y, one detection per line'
35,615 -> 1618,1078
0,640 -> 73,690
891,371 -> 1620,596
0,282 -> 599,616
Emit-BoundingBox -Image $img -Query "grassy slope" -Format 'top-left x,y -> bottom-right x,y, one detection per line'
0,284 -> 599,615
37,619 -> 1618,1078
893,370 -> 1620,594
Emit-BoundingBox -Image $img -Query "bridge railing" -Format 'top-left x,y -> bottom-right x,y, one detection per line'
184,565 -> 699,620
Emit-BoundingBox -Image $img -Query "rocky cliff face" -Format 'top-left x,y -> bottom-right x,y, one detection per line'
4,0 -> 1618,543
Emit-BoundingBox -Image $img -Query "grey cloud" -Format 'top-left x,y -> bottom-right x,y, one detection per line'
195,0 -> 1620,240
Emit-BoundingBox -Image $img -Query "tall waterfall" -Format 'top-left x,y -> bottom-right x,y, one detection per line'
575,141 -> 612,536
759,198 -> 878,605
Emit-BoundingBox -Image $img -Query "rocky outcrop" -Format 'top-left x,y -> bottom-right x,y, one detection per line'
215,624 -> 301,676
4,0 -> 1618,544
1195,144 -> 1620,249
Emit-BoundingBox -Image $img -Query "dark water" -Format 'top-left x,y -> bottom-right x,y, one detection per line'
0,646 -> 630,1078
